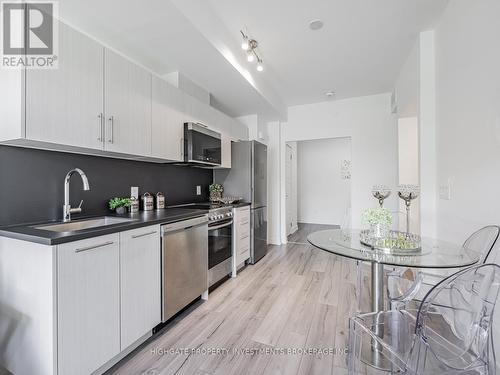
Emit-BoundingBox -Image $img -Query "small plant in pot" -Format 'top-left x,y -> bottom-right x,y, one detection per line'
109,197 -> 131,215
209,183 -> 223,202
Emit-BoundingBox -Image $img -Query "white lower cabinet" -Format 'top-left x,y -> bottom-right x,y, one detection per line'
120,225 -> 161,350
57,226 -> 161,375
57,234 -> 121,375
233,206 -> 251,274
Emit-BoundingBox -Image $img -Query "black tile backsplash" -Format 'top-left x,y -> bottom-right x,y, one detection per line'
0,145 -> 212,226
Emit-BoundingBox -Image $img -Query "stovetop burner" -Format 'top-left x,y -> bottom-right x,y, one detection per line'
180,203 -> 233,223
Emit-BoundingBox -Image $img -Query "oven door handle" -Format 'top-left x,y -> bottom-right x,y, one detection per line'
209,220 -> 233,230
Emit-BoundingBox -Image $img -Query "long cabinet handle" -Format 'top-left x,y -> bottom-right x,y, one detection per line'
75,241 -> 114,253
108,116 -> 114,143
97,113 -> 103,141
131,231 -> 157,239
209,221 -> 233,230
180,137 -> 184,160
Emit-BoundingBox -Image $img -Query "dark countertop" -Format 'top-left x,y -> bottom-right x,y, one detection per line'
231,202 -> 251,208
0,208 -> 208,246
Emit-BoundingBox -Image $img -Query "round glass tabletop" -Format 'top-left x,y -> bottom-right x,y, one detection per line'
307,229 -> 480,268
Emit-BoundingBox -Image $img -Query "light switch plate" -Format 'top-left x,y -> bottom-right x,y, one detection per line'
131,186 -> 139,199
439,179 -> 451,200
196,186 -> 201,195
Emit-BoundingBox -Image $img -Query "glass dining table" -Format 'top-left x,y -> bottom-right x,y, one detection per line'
307,229 -> 480,312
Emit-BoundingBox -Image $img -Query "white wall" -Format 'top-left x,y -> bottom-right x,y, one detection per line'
267,122 -> 281,245
434,0 -> 500,243
281,93 -> 398,231
285,142 -> 298,234
398,117 -> 420,231
395,41 -> 420,118
296,137 -> 351,226
424,0 -> 500,364
418,31 -> 438,238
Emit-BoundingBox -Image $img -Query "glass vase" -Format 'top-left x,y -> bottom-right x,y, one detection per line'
370,223 -> 388,238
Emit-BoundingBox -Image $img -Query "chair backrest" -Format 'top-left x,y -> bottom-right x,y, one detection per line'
415,263 -> 500,371
463,225 -> 500,264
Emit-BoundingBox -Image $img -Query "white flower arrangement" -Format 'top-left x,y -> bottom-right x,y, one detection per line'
362,207 -> 393,227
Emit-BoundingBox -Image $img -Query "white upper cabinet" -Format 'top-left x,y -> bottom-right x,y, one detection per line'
220,134 -> 232,169
104,49 -> 152,156
0,19 -> 248,161
152,76 -> 185,161
25,22 -> 104,150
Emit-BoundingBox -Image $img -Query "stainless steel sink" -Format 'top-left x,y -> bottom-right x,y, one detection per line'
32,216 -> 137,232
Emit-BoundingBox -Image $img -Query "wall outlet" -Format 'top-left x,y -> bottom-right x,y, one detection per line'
196,185 -> 201,196
131,186 -> 139,199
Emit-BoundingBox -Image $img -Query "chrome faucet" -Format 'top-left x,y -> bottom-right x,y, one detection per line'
63,168 -> 90,222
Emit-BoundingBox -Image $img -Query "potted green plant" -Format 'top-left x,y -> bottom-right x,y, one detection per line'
209,183 -> 223,202
109,197 -> 131,215
362,207 -> 393,238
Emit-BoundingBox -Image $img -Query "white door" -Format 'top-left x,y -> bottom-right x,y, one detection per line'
57,234 -> 120,375
120,225 -> 161,349
286,144 -> 294,236
25,22 -> 104,150
151,76 -> 185,161
104,49 -> 152,156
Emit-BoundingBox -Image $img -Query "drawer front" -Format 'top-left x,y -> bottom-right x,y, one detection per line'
233,206 -> 251,267
239,222 -> 250,240
237,243 -> 250,264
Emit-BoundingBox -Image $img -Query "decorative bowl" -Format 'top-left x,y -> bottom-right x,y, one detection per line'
359,229 -> 422,255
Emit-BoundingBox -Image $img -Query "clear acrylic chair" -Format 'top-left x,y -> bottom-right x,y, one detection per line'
387,225 -> 500,310
348,263 -> 500,375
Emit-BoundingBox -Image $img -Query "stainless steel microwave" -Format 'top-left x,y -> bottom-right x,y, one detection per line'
184,122 -> 222,166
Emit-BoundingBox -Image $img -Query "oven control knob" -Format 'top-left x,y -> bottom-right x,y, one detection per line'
218,214 -> 224,219
227,212 -> 232,217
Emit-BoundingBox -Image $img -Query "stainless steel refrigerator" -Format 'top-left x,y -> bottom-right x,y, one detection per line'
214,141 -> 268,264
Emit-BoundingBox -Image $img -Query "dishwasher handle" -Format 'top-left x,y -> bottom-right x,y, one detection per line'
162,215 -> 208,234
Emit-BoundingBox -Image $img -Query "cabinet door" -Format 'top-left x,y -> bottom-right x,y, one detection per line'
57,234 -> 120,375
25,22 -> 104,149
120,225 -> 161,349
152,76 -> 185,161
104,49 -> 152,156
221,134 -> 232,169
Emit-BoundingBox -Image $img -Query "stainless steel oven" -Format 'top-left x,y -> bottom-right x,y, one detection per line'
184,122 -> 221,166
207,206 -> 233,287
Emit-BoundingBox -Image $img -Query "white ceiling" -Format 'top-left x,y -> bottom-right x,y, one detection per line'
59,0 -> 449,117
207,0 -> 449,107
58,0 -> 275,117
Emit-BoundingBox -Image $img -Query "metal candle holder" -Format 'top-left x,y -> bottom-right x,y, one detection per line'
398,185 -> 420,234
372,185 -> 391,207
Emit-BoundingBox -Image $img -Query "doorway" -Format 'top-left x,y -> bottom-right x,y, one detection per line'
286,137 -> 352,242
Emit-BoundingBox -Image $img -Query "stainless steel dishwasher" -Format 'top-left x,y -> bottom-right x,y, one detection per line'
161,215 -> 208,322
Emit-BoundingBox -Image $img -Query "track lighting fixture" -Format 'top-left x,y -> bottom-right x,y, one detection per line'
256,60 -> 264,72
240,30 -> 264,72
241,37 -> 249,51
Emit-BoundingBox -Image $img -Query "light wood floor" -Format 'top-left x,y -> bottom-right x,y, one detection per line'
287,223 -> 340,244
108,223 -> 364,375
